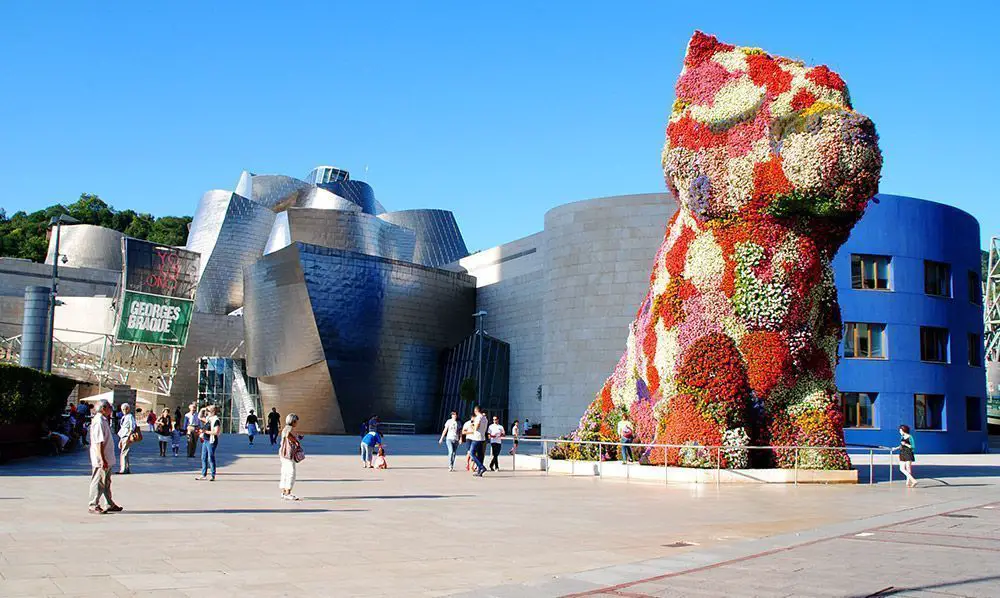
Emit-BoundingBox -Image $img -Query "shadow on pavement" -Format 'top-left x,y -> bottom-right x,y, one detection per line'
868,574 -> 1000,596
121,508 -> 367,515
303,494 -> 473,501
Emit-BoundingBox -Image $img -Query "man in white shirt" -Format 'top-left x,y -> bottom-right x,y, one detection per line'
117,403 -> 138,474
88,400 -> 122,514
468,406 -> 487,476
487,416 -> 505,471
438,411 -> 461,471
183,403 -> 200,458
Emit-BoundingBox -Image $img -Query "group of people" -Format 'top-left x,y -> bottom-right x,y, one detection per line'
84,400 -> 921,514
439,407 -> 523,476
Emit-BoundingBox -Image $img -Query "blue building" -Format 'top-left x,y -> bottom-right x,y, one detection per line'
834,194 -> 988,453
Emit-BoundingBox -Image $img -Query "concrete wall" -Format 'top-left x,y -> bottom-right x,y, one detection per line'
541,193 -> 676,435
0,258 -> 118,298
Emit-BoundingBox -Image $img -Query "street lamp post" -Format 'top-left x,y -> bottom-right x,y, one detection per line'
45,214 -> 79,372
472,311 -> 487,409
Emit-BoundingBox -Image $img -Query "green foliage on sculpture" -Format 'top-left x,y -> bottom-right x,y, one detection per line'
553,32 -> 882,469
0,193 -> 192,263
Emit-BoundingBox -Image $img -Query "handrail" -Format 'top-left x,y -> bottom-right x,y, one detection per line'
507,436 -> 899,486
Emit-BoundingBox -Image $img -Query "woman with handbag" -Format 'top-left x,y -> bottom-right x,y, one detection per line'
155,409 -> 172,457
279,413 -> 304,501
898,424 -> 917,487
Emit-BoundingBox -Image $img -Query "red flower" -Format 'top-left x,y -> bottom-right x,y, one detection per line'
752,157 -> 793,203
747,53 -> 792,98
790,88 -> 817,111
740,331 -> 792,397
805,65 -> 847,93
684,31 -> 735,69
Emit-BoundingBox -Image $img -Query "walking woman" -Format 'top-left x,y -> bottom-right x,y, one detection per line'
279,413 -> 303,500
898,424 -> 917,487
196,405 -> 221,481
155,408 -> 173,457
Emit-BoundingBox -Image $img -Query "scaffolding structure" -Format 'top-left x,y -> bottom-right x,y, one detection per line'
986,237 -> 999,362
986,237 -> 999,426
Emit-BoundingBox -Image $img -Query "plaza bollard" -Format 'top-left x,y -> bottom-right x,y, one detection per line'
869,449 -> 874,485
544,440 -> 549,476
889,452 -> 894,484
716,446 -> 721,487
598,442 -> 603,479
793,448 -> 799,486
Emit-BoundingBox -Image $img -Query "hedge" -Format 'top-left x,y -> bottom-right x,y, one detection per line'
0,363 -> 77,426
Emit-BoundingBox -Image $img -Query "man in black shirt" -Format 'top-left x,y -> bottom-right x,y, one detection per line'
267,408 -> 281,446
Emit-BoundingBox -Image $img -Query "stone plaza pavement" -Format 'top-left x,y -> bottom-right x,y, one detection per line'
0,434 -> 998,597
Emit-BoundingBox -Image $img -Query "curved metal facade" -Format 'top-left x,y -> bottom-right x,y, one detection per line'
45,224 -> 123,271
186,192 -> 276,314
835,194 -> 988,453
263,208 -> 416,261
243,242 -> 476,433
377,209 -> 469,267
319,180 -> 379,215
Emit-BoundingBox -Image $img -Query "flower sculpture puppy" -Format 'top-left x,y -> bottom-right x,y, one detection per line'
561,32 -> 882,469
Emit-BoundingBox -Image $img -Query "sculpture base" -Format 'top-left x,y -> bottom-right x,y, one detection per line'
515,455 -> 857,484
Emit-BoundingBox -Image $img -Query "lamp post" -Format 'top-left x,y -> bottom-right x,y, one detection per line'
472,311 -> 487,409
45,214 -> 79,372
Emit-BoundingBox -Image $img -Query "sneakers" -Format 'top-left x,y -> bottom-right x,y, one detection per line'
105,505 -> 123,513
281,494 -> 300,501
195,476 -> 207,480
88,506 -> 105,515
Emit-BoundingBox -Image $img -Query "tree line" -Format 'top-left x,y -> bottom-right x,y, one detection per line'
0,194 -> 191,263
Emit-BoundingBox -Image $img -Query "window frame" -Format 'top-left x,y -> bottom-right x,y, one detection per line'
914,393 -> 945,431
843,322 -> 887,359
850,254 -> 892,291
840,392 -> 877,429
923,260 -> 952,298
968,333 -> 983,367
919,326 -> 949,363
968,270 -> 982,305
965,396 -> 983,432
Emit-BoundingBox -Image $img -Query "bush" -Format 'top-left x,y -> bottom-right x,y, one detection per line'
0,363 -> 76,425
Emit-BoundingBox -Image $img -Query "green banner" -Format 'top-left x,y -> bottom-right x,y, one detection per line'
115,291 -> 194,347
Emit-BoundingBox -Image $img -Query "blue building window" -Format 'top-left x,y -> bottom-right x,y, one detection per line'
968,333 -> 983,367
919,327 -> 949,363
914,394 -> 945,430
966,397 -> 982,431
924,260 -> 951,297
968,271 -> 982,305
851,254 -> 891,290
844,323 -> 886,358
841,392 -> 876,428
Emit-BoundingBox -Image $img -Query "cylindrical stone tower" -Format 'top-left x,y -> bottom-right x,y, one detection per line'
19,285 -> 51,370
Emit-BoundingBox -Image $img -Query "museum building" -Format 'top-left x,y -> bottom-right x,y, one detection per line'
0,173 -> 988,451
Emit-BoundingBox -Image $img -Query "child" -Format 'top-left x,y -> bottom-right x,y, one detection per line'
373,445 -> 388,470
170,421 -> 182,457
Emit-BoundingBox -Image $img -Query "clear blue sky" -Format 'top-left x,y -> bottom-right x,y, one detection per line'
1,2 -> 996,251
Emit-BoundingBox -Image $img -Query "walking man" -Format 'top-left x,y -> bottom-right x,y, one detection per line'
267,407 -> 281,446
468,406 -> 488,477
487,415 -> 505,471
438,411 -> 461,471
117,403 -> 138,474
617,416 -> 635,464
509,419 -> 520,456
184,403 -> 200,458
88,399 -> 122,514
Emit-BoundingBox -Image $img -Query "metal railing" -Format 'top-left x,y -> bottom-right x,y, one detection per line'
507,436 -> 898,486
380,422 -> 416,435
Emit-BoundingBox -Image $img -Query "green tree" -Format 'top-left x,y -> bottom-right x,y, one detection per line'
0,193 -> 192,263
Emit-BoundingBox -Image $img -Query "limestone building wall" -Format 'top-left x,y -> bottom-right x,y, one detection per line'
541,193 -> 676,435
